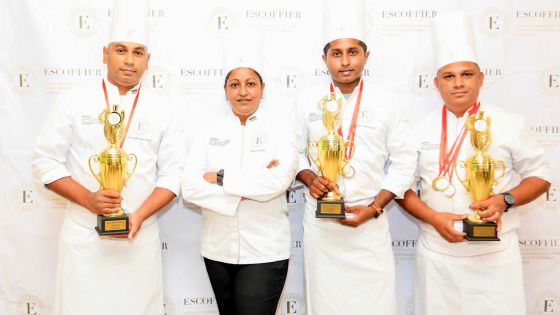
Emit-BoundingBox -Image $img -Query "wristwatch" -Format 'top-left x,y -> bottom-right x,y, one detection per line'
500,192 -> 515,212
216,169 -> 224,186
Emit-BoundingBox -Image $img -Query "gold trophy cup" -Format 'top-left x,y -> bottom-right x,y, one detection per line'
456,111 -> 505,241
89,105 -> 137,235
308,94 -> 354,218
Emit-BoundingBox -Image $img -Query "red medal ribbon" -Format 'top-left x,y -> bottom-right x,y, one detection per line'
102,79 -> 141,149
330,80 -> 364,160
438,102 -> 480,181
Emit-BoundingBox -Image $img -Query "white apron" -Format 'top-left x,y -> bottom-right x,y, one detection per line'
414,232 -> 525,315
54,213 -> 163,315
303,195 -> 396,315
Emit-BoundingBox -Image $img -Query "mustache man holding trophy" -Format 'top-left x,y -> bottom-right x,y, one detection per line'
31,0 -> 184,314
397,11 -> 551,315
295,0 -> 416,313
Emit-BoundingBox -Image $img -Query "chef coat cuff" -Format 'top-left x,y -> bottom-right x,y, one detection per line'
296,155 -> 312,176
381,183 -> 408,200
156,176 -> 181,196
39,167 -> 72,185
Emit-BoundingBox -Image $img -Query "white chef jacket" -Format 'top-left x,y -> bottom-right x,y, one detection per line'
410,103 -> 550,315
31,79 -> 185,315
410,103 -> 550,256
296,78 -> 416,315
182,100 -> 298,265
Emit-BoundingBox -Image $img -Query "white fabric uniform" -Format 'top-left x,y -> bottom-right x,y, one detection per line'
32,79 -> 184,315
410,103 -> 550,315
182,101 -> 298,264
296,78 -> 416,315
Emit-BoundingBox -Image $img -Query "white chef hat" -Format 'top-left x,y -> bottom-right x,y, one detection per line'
109,0 -> 149,47
222,29 -> 265,79
323,0 -> 366,46
431,11 -> 478,71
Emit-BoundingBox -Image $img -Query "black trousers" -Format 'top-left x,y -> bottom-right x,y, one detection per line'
203,258 -> 289,315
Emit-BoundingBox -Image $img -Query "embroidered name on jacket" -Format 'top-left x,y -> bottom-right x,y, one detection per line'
209,137 -> 231,146
420,141 -> 440,151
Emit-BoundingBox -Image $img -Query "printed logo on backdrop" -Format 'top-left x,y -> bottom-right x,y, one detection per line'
12,181 -> 45,212
183,296 -> 218,314
286,187 -> 304,212
163,296 -> 176,315
179,67 -> 225,94
18,295 -> 44,315
273,68 -> 305,96
314,68 -> 371,78
530,124 -> 560,147
290,239 -> 302,258
515,10 -> 560,35
479,7 -> 507,37
43,66 -> 102,94
534,291 -> 560,315
542,66 -> 560,96
480,66 -> 503,87
146,66 -> 171,95
277,293 -> 305,315
411,66 -> 433,95
243,7 -> 303,32
392,239 -> 417,264
107,7 -> 165,29
209,7 -> 235,35
519,239 -> 560,263
375,9 -> 438,36
161,241 -> 169,254
68,6 -> 98,38
12,65 -> 35,96
542,182 -> 559,210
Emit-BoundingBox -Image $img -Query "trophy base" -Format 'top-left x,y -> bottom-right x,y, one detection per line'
316,198 -> 346,218
95,213 -> 130,236
463,219 -> 500,241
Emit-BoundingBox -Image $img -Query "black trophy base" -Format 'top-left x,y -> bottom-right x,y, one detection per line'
95,213 -> 130,236
316,198 -> 346,218
463,219 -> 500,241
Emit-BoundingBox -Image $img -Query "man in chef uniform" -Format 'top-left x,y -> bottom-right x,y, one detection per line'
397,11 -> 551,315
296,0 -> 416,314
31,0 -> 184,314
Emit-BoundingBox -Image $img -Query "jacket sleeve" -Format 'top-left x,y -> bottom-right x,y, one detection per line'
31,93 -> 73,185
380,100 -> 417,199
510,116 -> 551,182
181,131 -> 241,217
223,113 -> 299,202
155,104 -> 187,196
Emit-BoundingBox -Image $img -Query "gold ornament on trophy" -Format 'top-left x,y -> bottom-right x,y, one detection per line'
308,93 -> 354,218
456,111 -> 505,241
89,105 -> 137,235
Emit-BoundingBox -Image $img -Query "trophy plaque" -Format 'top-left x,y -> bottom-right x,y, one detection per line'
456,111 -> 505,241
89,105 -> 137,235
308,94 -> 354,218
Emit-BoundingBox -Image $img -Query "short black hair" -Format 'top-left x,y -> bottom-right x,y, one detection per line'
323,40 -> 368,55
224,68 -> 263,87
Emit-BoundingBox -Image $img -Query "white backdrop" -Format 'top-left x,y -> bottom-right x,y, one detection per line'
1,1 -> 560,315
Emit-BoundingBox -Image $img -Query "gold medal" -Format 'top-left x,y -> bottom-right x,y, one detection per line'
342,165 -> 355,178
432,176 -> 449,191
443,182 -> 456,198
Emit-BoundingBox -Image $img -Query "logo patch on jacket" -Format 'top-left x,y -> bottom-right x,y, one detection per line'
250,134 -> 267,152
209,137 -> 231,146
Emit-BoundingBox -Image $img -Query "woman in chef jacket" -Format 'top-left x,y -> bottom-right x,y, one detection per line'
181,31 -> 298,315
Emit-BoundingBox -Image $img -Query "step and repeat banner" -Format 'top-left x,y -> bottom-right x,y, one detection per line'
1,0 -> 559,314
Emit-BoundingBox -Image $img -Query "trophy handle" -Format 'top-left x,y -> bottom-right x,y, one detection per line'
455,161 -> 469,191
494,160 -> 506,183
88,155 -> 103,186
307,141 -> 320,168
126,153 -> 138,181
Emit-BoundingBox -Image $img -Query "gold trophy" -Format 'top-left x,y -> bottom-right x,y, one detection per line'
308,94 -> 353,218
456,111 -> 505,241
89,105 -> 137,235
